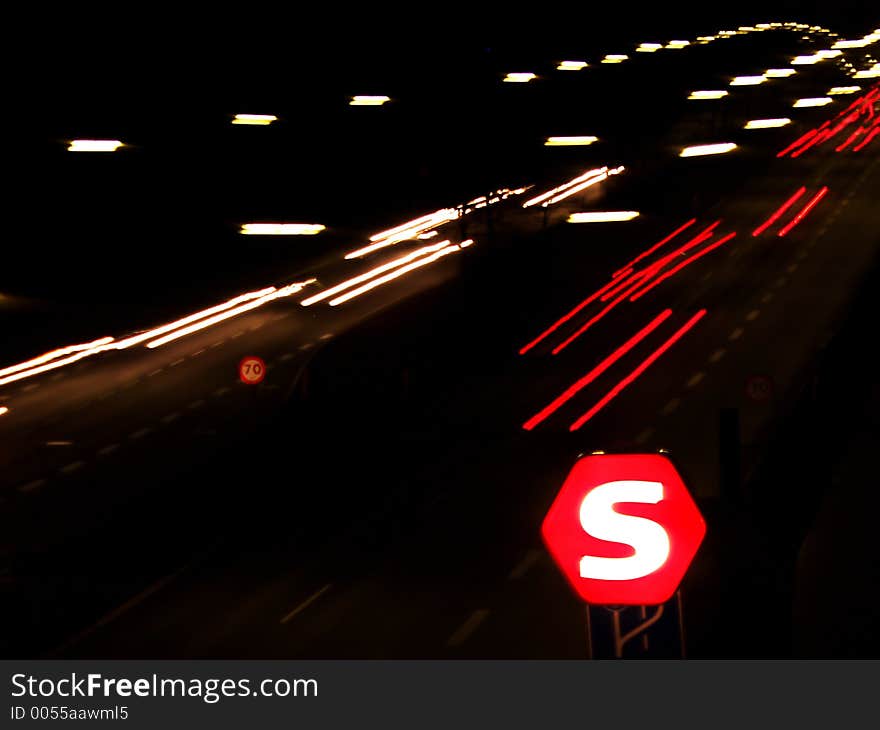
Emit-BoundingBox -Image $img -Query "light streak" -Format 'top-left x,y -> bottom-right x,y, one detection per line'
522,310 -> 672,431
569,311 -> 707,430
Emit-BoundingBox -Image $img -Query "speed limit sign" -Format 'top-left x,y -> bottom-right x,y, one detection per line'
745,374 -> 773,402
239,356 -> 266,385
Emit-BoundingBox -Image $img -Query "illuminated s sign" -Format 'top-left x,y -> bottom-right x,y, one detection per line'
542,454 -> 705,605
579,481 -> 670,580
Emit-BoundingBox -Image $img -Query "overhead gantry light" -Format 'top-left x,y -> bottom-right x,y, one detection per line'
688,90 -> 728,100
765,68 -> 797,78
568,211 -> 640,223
503,73 -> 537,83
544,136 -> 598,146
793,97 -> 833,107
791,54 -> 823,65
67,139 -> 123,152
240,223 -> 326,235
601,54 -> 628,64
828,86 -> 861,95
231,114 -> 277,125
744,118 -> 792,129
557,60 -> 588,70
666,40 -> 689,49
636,43 -> 662,53
730,75 -> 767,86
350,95 -> 391,105
679,142 -> 738,157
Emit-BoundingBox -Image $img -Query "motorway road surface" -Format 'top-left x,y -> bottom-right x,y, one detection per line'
0,24 -> 877,657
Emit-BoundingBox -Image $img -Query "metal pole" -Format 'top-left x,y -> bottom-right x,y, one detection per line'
585,605 -> 594,660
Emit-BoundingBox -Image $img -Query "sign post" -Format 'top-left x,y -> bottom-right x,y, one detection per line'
542,453 -> 705,657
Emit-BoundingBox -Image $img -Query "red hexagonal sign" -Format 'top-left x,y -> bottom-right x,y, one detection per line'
542,453 -> 705,605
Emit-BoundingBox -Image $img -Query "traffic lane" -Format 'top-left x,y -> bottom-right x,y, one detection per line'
0,236 -> 473,496
50,150 -> 880,658
0,251 -> 476,654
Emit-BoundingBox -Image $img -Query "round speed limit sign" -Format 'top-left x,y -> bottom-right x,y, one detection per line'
239,356 -> 267,385
745,374 -> 773,402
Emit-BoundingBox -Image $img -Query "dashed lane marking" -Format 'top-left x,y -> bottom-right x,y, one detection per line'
634,427 -> 655,445
686,372 -> 706,388
188,400 -> 205,410
18,479 -> 47,494
508,549 -> 542,580
170,359 -> 185,367
129,427 -> 152,440
59,461 -> 85,475
661,397 -> 680,416
709,348 -> 726,363
728,327 -> 744,341
280,584 -> 333,625
161,412 -> 181,424
97,444 -> 119,457
446,610 -> 491,648
746,309 -> 760,321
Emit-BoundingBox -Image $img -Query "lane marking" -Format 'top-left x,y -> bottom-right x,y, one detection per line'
299,343 -> 314,351
231,331 -> 245,339
508,549 -> 542,580
760,292 -> 774,304
191,348 -> 206,357
129,427 -> 152,440
728,327 -> 744,341
210,340 -> 225,349
50,373 -> 65,381
280,584 -> 333,625
686,371 -> 706,388
170,358 -> 185,367
709,348 -> 726,363
97,444 -> 119,457
46,441 -> 73,447
746,309 -> 760,321
446,609 -> 491,648
18,478 -> 47,493
213,386 -> 231,397
786,263 -> 798,274
774,276 -> 788,288
188,400 -> 205,410
161,412 -> 180,424
59,461 -> 85,475
701,271 -> 714,282
22,383 -> 40,392
148,369 -> 164,378
634,426 -> 655,445
661,397 -> 681,415
280,353 -> 296,362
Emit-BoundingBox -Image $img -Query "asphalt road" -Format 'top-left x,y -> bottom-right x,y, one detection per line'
0,24 -> 877,658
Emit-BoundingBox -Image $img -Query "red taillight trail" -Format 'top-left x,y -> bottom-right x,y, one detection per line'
522,310 -> 673,431
752,187 -> 807,236
777,187 -> 829,237
569,310 -> 707,430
